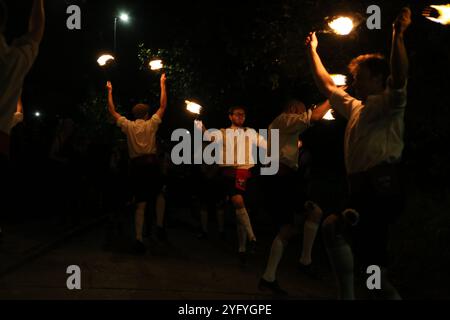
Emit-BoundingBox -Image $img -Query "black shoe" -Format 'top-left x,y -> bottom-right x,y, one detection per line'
249,240 -> 257,254
156,227 -> 167,241
258,278 -> 288,296
133,240 -> 147,255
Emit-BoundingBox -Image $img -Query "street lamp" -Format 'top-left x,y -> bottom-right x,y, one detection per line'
114,12 -> 130,53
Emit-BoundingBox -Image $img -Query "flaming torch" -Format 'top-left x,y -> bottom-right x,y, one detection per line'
97,54 -> 115,67
330,74 -> 348,87
327,17 -> 354,35
185,100 -> 203,115
149,59 -> 164,71
423,4 -> 450,25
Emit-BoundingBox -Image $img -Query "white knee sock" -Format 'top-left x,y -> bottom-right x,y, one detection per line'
237,223 -> 247,253
156,193 -> 165,228
326,236 -> 355,300
236,208 -> 256,241
299,221 -> 320,266
262,236 -> 284,282
135,202 -> 147,242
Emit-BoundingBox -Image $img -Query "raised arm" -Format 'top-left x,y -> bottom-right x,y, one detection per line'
155,73 -> 167,119
391,7 -> 411,89
305,32 -> 337,99
106,81 -> 122,121
27,0 -> 45,44
310,100 -> 331,122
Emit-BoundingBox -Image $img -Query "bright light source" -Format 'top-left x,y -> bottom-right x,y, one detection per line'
97,54 -> 115,67
185,100 -> 202,115
322,109 -> 335,121
149,60 -> 164,71
119,13 -> 129,22
34,112 -> 41,118
424,4 -> 450,25
330,74 -> 347,86
329,17 -> 354,35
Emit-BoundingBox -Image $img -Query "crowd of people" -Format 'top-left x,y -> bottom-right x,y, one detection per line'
0,0 -> 412,300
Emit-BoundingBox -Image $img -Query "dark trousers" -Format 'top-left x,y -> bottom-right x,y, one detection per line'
347,163 -> 405,267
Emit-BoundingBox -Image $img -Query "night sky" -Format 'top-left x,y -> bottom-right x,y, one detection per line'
3,0 -> 450,174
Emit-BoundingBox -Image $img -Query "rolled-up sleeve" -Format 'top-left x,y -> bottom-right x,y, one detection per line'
330,88 -> 356,120
150,114 -> 162,125
116,117 -> 130,133
12,35 -> 40,73
386,77 -> 407,111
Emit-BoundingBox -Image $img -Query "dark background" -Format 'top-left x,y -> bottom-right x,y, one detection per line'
2,0 -> 450,297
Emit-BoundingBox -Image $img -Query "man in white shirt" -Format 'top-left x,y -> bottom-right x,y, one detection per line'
106,73 -> 167,254
0,0 -> 45,239
259,99 -> 331,295
202,106 -> 266,263
305,7 -> 412,299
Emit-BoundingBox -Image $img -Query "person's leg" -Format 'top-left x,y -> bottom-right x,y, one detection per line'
156,191 -> 165,229
135,201 -> 147,243
262,226 -> 296,280
232,194 -> 256,243
299,201 -> 323,266
322,213 -> 355,300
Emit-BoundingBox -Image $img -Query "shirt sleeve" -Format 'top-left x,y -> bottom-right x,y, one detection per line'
329,88 -> 357,120
150,113 -> 162,125
11,34 -> 40,73
386,76 -> 408,111
280,111 -> 311,134
257,131 -> 268,150
116,117 -> 130,133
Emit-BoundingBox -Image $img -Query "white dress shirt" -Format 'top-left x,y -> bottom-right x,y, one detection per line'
117,114 -> 162,159
330,78 -> 407,175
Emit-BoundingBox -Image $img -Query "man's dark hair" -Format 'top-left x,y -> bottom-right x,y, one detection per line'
132,103 -> 150,120
228,105 -> 247,115
0,0 -> 7,33
348,54 -> 390,87
283,99 -> 306,113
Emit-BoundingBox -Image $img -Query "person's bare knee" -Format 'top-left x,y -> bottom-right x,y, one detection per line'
279,224 -> 296,243
231,195 -> 245,209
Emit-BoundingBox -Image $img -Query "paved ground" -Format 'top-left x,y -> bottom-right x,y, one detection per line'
0,209 -> 338,300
